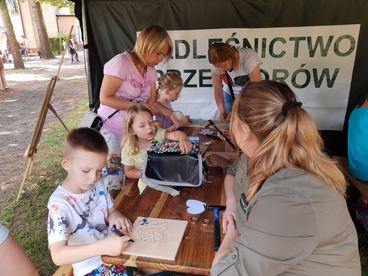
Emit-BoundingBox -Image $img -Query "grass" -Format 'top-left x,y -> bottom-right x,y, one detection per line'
0,94 -> 367,275
0,94 -> 88,276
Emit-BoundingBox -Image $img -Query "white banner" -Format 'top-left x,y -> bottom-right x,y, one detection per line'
156,25 -> 360,130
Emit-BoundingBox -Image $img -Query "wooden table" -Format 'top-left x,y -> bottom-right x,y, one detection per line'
103,127 -> 236,275
104,167 -> 225,275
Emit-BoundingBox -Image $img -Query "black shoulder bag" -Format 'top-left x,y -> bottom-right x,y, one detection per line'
79,101 -> 119,131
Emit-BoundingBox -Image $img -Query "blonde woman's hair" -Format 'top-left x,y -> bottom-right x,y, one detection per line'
121,104 -> 154,154
231,80 -> 346,201
132,25 -> 173,66
158,71 -> 183,91
208,42 -> 238,67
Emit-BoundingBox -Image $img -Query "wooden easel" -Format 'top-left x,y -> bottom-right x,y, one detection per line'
16,26 -> 74,202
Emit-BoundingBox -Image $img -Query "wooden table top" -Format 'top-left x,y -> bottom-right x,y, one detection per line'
103,126 -> 237,275
104,166 -> 225,275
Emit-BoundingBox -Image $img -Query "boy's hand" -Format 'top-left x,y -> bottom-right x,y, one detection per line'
103,234 -> 132,256
109,212 -> 132,234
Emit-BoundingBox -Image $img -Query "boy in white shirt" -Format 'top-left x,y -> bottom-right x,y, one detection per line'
47,128 -> 132,276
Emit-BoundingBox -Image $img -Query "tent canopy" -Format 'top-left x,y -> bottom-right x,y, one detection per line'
71,0 -> 368,155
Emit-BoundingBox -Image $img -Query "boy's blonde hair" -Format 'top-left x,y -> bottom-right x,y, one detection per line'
231,80 -> 346,201
158,71 -> 183,91
64,127 -> 108,157
132,25 -> 173,66
121,104 -> 154,154
208,42 -> 238,67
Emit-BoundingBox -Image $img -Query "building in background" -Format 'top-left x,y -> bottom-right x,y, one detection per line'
56,8 -> 82,50
0,1 -> 81,56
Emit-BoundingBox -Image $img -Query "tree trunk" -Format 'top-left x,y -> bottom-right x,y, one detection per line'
30,0 -> 53,59
0,0 -> 25,69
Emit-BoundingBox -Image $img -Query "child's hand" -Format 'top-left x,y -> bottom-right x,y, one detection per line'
109,212 -> 132,234
165,130 -> 192,153
178,136 -> 193,154
170,111 -> 187,128
102,234 -> 132,256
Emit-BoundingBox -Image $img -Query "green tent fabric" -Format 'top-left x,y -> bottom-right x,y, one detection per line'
71,0 -> 368,155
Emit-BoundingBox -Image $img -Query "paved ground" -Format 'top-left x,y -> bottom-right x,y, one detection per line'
0,52 -> 87,200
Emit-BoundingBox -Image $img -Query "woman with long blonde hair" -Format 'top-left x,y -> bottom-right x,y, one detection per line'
211,80 -> 360,276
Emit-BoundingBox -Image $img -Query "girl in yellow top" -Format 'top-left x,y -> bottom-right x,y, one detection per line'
121,104 -> 192,194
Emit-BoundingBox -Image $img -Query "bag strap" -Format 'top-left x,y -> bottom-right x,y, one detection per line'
225,71 -> 235,101
107,109 -> 119,119
143,180 -> 181,197
92,100 -> 100,113
93,100 -> 119,120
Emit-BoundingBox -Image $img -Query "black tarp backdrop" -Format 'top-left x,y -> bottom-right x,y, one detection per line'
72,0 -> 368,156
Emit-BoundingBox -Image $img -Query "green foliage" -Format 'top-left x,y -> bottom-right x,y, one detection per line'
49,33 -> 68,56
36,0 -> 74,9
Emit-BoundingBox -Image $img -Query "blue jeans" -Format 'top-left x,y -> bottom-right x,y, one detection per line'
224,92 -> 234,113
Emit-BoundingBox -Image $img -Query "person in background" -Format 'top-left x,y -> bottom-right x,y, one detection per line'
1,49 -> 9,64
47,128 -> 133,276
62,39 -> 67,52
0,56 -> 10,92
19,35 -> 29,60
154,71 -> 189,130
97,25 -> 187,192
208,42 -> 262,121
0,223 -> 39,275
348,89 -> 368,232
67,38 -> 80,63
212,80 -> 360,276
121,104 -> 192,194
21,35 -> 29,58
